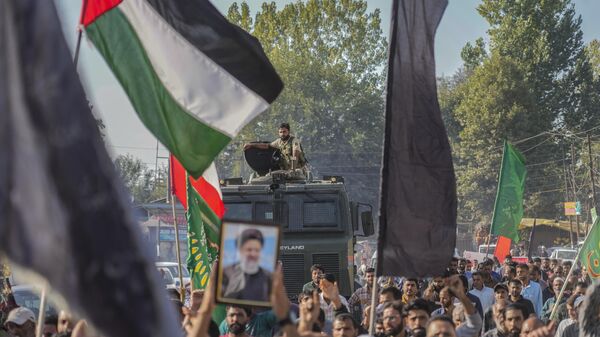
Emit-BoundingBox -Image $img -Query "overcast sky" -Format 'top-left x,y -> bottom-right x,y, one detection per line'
53,0 -> 600,167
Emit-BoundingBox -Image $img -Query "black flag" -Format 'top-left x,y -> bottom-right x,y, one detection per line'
377,0 -> 457,277
0,1 -> 178,336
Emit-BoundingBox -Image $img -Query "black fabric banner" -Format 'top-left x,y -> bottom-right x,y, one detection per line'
377,0 -> 457,277
0,1 -> 178,336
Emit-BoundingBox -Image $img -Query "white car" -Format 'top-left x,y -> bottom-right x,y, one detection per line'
155,262 -> 190,290
478,244 -> 496,254
550,248 -> 577,263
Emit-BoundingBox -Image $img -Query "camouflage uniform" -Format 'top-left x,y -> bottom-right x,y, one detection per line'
270,136 -> 305,170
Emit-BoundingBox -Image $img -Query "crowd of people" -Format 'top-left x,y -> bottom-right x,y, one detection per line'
1,256 -> 598,337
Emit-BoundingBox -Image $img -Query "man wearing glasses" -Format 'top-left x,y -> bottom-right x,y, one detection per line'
382,301 -> 405,337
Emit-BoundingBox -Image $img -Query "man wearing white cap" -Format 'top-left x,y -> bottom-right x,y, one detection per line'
4,307 -> 36,337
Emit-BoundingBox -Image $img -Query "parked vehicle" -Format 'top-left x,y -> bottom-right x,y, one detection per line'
11,285 -> 58,318
156,262 -> 190,290
550,248 -> 577,263
478,244 -> 496,254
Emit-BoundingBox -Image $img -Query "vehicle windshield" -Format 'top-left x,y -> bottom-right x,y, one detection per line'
12,288 -> 58,317
479,245 -> 496,253
557,250 -> 577,260
158,268 -> 174,284
167,265 -> 189,278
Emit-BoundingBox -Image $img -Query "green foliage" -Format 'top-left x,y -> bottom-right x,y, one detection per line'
588,39 -> 600,80
443,0 -> 600,224
438,69 -> 468,148
461,38 -> 487,70
218,0 -> 387,209
114,154 -> 167,204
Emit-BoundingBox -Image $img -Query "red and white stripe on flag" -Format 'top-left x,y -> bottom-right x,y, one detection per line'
169,154 -> 224,218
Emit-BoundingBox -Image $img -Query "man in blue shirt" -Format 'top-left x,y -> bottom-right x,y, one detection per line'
515,264 -> 542,317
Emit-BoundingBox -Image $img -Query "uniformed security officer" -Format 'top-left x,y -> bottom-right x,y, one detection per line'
244,122 -> 306,171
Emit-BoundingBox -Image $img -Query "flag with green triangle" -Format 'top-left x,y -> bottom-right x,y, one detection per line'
490,141 -> 527,242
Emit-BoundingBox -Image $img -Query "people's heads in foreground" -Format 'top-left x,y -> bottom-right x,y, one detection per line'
332,313 -> 359,337
404,299 -> 431,337
382,301 -> 404,337
225,306 -> 252,337
503,304 -> 525,337
4,307 -> 36,337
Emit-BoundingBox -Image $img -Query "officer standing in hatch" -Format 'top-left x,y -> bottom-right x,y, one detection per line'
244,122 -> 306,171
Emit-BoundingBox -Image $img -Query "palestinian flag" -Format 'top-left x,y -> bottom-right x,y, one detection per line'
82,0 -> 283,178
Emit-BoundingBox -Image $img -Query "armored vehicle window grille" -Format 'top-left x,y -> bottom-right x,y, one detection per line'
224,203 -> 252,221
312,253 -> 340,283
303,201 -> 337,227
255,202 -> 274,223
255,202 -> 288,225
280,254 -> 305,300
287,196 -> 303,231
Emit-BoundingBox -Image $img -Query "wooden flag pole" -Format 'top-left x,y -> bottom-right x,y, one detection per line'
368,263 -> 379,336
34,285 -> 47,337
549,217 -> 598,320
171,193 -> 186,303
526,218 -> 537,259
486,141 -> 509,259
483,233 -> 493,259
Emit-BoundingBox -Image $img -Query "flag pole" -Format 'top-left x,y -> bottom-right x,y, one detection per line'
168,154 -> 186,301
368,262 -> 378,336
527,218 -> 537,259
486,141 -> 508,259
549,216 -> 598,320
34,285 -> 47,337
171,194 -> 186,303
74,0 -> 90,67
483,234 -> 492,259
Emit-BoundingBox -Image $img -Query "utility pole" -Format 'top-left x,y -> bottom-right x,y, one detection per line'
571,142 -> 581,243
563,143 -> 574,248
154,139 -> 160,181
587,132 -> 598,234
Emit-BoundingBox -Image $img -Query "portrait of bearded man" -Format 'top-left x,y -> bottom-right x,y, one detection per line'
221,228 -> 272,303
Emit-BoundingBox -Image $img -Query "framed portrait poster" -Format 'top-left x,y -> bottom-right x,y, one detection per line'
216,220 -> 281,307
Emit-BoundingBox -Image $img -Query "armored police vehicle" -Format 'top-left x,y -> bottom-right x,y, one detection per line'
220,145 -> 374,299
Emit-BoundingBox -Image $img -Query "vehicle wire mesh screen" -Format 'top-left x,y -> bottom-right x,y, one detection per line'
312,253 -> 340,284
303,201 -> 337,227
224,203 -> 252,221
280,254 -> 305,301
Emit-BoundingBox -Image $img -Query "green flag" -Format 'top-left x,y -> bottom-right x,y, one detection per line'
490,141 -> 527,242
580,209 -> 600,279
185,178 -> 220,289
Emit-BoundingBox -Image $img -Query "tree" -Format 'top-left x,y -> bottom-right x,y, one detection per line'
451,0 -> 600,223
114,154 -> 167,204
219,0 -> 387,211
588,39 -> 600,80
460,38 -> 487,71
